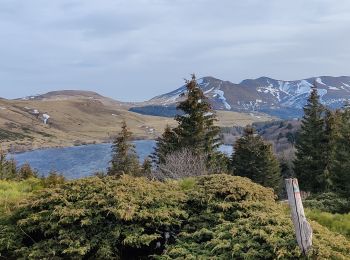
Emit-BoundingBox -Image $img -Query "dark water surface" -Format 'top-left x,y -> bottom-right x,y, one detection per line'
10,140 -> 233,179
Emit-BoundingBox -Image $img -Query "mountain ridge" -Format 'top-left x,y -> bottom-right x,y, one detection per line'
137,75 -> 350,118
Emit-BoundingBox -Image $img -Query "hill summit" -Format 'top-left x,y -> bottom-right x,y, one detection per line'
21,90 -> 108,101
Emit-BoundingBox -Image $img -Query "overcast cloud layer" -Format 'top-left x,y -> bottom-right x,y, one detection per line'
1,0 -> 350,101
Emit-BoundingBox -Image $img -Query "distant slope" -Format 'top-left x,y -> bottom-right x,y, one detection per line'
0,96 -> 174,152
0,91 -> 275,152
132,76 -> 350,118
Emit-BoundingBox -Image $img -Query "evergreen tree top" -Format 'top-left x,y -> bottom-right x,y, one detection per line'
303,86 -> 323,112
173,74 -> 220,155
176,74 -> 213,115
117,121 -> 132,140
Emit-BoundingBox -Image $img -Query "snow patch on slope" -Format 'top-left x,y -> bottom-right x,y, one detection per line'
196,78 -> 205,85
163,87 -> 186,104
318,89 -> 328,100
257,84 -> 281,101
213,89 -> 231,110
316,78 -> 326,86
204,87 -> 215,94
328,86 -> 340,90
296,80 -> 313,95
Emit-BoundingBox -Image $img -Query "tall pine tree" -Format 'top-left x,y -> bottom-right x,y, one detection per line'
173,74 -> 221,162
108,121 -> 140,177
231,126 -> 281,192
330,105 -> 350,196
293,86 -> 328,193
152,125 -> 178,165
323,109 -> 341,190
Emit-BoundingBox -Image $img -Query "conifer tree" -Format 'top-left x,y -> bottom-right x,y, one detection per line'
323,109 -> 341,190
18,163 -> 37,180
0,149 -> 17,180
173,74 -> 221,164
293,86 -> 328,193
7,159 -> 17,180
108,121 -> 140,177
330,105 -> 350,196
141,157 -> 152,177
0,150 -> 7,180
152,125 -> 178,165
232,126 -> 281,191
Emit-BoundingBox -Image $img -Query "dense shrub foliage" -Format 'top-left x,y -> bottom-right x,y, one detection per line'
160,175 -> 350,259
0,176 -> 187,259
1,175 -> 349,259
304,192 -> 350,214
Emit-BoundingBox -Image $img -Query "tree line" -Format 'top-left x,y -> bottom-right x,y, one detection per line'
107,75 -> 281,192
0,150 -> 65,187
107,75 -> 349,200
294,86 -> 350,197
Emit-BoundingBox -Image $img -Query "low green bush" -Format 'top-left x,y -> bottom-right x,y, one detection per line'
304,192 -> 350,214
0,176 -> 187,259
0,175 -> 349,259
161,175 -> 350,259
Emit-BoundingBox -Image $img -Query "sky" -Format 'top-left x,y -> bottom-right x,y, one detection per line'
1,0 -> 350,101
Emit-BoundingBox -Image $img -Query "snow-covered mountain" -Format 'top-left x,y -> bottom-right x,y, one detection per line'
132,76 -> 350,118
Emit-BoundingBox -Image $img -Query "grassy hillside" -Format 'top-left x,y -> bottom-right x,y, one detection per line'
0,93 -> 275,152
0,98 -> 174,151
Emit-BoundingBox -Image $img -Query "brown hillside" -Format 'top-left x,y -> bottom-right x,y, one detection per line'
0,91 -> 275,152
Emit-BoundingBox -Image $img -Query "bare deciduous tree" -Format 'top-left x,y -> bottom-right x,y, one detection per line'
152,148 -> 207,180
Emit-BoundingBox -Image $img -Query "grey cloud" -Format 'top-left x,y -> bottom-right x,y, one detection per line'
0,0 -> 350,101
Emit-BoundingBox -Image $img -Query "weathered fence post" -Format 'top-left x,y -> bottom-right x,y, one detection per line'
285,178 -> 313,255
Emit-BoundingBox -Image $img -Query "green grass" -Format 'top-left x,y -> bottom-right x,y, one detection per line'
306,209 -> 350,239
0,178 -> 43,215
178,177 -> 196,190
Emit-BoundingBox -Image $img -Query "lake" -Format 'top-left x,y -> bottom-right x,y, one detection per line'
10,140 -> 233,179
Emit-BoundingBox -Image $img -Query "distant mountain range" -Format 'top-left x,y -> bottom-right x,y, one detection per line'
130,76 -> 350,118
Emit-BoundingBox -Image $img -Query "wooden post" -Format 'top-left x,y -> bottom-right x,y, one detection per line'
285,178 -> 312,255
